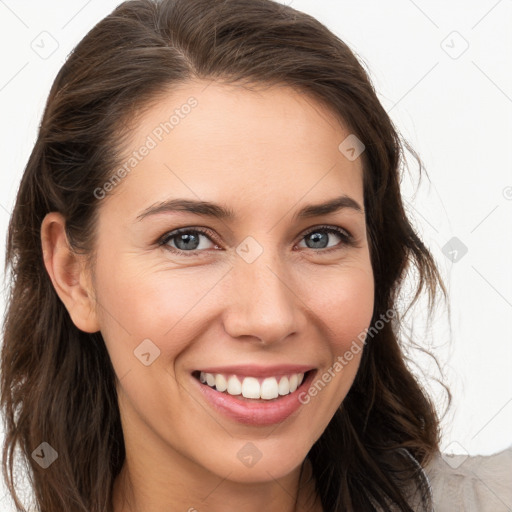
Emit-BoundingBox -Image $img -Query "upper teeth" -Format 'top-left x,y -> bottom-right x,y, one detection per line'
199,372 -> 305,400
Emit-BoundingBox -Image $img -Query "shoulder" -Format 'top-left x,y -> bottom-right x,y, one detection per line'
423,445 -> 512,512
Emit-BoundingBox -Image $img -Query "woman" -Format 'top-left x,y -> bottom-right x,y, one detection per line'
0,0 -> 457,510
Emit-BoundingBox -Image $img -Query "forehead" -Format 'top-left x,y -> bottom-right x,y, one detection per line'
104,80 -> 364,219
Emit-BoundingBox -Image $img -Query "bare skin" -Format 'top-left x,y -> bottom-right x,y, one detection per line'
41,80 -> 374,512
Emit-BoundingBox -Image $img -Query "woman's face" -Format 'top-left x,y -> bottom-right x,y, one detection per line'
89,81 -> 374,483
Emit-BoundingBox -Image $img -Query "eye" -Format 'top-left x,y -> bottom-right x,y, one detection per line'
158,227 -> 218,257
297,225 -> 354,253
158,225 -> 354,257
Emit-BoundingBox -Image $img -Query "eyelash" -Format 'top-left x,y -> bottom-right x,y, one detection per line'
157,225 -> 355,257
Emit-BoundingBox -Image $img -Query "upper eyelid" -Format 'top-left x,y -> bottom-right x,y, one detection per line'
302,225 -> 351,237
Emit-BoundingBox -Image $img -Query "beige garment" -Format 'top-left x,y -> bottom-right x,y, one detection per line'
424,446 -> 512,512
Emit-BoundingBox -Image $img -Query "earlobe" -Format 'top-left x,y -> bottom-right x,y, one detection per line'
40,212 -> 101,333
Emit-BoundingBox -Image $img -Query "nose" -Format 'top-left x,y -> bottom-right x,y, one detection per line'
222,242 -> 307,345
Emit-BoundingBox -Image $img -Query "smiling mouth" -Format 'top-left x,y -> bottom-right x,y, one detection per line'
192,370 -> 314,401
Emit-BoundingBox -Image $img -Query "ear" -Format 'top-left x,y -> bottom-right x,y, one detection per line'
41,212 -> 101,333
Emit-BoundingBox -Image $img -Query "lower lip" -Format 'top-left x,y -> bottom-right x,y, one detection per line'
194,371 -> 316,426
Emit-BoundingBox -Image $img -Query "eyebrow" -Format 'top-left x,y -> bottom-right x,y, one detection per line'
135,194 -> 363,222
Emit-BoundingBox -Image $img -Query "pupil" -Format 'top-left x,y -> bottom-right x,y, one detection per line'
308,231 -> 327,249
177,233 -> 199,250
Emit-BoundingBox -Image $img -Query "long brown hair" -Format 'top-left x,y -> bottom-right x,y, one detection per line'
1,0 -> 451,510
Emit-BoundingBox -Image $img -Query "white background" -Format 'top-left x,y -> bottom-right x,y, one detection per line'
1,0 -> 511,506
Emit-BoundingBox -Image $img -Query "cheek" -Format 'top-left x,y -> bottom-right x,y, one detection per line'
309,264 -> 375,351
297,266 -> 373,430
92,254 -> 227,374
94,249 -> 186,327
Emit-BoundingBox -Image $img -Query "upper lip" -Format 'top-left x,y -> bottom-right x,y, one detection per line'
194,364 -> 315,378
